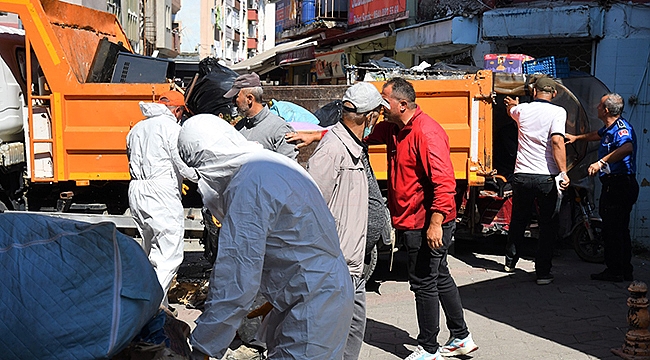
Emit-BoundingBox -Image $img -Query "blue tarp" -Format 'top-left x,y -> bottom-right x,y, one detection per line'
269,99 -> 320,124
0,213 -> 163,359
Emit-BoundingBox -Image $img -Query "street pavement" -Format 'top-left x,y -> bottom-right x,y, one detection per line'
176,237 -> 650,360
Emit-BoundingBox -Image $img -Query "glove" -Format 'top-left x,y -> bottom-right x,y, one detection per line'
182,183 -> 189,195
554,172 -> 567,198
212,215 -> 221,228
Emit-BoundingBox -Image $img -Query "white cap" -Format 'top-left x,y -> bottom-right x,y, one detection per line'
342,82 -> 390,113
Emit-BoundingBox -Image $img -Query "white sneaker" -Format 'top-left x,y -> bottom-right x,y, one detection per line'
440,334 -> 478,356
405,345 -> 442,360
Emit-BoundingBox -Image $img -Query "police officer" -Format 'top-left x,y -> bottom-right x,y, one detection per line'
566,93 -> 638,282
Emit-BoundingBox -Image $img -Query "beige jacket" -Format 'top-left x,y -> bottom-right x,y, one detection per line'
307,122 -> 368,277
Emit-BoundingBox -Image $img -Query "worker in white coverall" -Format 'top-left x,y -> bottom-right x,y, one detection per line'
127,90 -> 199,307
178,114 -> 353,360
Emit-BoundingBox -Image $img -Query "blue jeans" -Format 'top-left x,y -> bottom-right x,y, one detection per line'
505,173 -> 558,276
399,221 -> 469,354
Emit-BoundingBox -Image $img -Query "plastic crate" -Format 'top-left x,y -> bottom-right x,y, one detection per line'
484,54 -> 534,74
522,56 -> 570,78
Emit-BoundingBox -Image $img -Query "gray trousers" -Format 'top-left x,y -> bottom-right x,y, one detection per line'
344,275 -> 367,360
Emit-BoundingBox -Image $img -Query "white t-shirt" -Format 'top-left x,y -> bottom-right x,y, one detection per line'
510,100 -> 566,175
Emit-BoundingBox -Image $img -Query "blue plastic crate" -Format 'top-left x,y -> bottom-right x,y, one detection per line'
522,56 -> 570,78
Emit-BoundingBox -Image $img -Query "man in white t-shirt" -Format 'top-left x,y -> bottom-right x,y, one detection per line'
503,77 -> 570,285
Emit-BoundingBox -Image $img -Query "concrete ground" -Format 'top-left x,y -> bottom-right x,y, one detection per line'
176,236 -> 650,360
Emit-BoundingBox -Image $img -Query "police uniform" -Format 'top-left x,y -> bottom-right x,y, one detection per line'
597,117 -> 639,280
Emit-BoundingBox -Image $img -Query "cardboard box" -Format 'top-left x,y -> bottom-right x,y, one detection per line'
484,54 -> 535,74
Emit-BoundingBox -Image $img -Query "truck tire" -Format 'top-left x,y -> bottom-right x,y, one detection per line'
573,219 -> 604,263
362,243 -> 378,282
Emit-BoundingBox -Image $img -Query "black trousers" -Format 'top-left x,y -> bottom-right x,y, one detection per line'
505,173 -> 558,276
600,174 -> 639,277
399,222 -> 469,354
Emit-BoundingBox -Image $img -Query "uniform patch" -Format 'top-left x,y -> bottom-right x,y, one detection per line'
603,134 -> 612,144
618,129 -> 629,137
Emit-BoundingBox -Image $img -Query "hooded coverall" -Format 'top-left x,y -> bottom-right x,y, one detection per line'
178,114 -> 353,360
126,102 -> 198,304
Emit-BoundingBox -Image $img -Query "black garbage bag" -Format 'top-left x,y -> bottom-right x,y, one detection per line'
185,57 -> 239,119
361,57 -> 406,69
314,100 -> 342,127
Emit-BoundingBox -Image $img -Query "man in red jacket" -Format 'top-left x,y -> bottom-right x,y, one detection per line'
366,78 -> 477,360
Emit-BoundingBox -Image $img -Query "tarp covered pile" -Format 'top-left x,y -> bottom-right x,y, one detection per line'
0,213 -> 164,359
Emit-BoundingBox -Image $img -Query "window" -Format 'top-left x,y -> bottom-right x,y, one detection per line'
509,41 -> 593,74
165,5 -> 171,31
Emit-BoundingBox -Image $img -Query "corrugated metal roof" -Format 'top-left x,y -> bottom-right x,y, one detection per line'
230,37 -> 315,72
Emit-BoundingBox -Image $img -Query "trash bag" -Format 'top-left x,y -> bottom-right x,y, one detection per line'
361,57 -> 406,69
314,100 -> 342,127
185,57 -> 239,119
201,206 -> 220,266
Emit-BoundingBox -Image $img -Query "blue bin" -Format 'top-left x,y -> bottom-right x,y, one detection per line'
301,0 -> 315,24
522,56 -> 570,78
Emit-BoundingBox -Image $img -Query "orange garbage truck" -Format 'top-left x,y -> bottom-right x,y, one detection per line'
0,0 -> 203,238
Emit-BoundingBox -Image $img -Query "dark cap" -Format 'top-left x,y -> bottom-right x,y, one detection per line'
224,72 -> 261,98
534,77 -> 557,93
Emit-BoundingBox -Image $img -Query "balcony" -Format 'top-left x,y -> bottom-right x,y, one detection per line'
247,37 -> 258,49
234,31 -> 241,43
235,0 -> 241,11
248,8 -> 258,21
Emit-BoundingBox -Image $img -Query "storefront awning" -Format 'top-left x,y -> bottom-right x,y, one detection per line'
230,37 -> 315,73
482,5 -> 604,40
395,16 -> 478,57
276,42 -> 317,66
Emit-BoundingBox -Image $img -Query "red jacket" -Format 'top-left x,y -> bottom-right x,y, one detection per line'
366,106 -> 456,229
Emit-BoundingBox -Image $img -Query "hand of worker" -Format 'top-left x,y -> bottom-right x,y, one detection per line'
564,133 -> 577,144
555,172 -> 570,192
285,131 -> 323,149
588,159 -> 610,176
182,183 -> 190,195
504,96 -> 519,108
426,224 -> 443,250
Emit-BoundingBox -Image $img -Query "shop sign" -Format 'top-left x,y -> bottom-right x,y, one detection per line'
275,0 -> 297,36
315,50 -> 348,79
276,45 -> 315,65
349,0 -> 406,25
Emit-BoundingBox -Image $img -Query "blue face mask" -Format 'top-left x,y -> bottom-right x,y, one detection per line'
363,126 -> 373,138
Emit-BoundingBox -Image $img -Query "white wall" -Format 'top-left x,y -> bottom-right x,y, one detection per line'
262,1 -> 275,51
593,3 -> 650,246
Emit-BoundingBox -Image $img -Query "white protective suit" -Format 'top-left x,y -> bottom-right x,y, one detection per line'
126,102 -> 198,303
178,114 -> 353,359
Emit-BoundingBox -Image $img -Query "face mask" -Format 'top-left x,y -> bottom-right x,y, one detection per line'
363,125 -> 373,138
